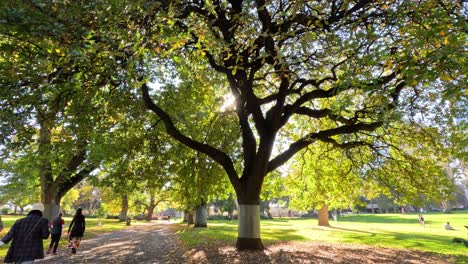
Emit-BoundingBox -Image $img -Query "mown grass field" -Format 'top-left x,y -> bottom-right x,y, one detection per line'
1,212 -> 467,262
0,215 -> 129,258
177,211 -> 468,262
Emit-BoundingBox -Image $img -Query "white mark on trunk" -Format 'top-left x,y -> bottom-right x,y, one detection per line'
238,204 -> 260,238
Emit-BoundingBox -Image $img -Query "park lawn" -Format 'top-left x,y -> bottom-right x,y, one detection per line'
177,211 -> 468,262
0,215 -> 129,258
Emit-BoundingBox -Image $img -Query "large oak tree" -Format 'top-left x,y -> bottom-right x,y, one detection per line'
141,0 -> 465,250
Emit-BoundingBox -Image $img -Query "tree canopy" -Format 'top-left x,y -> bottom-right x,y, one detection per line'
139,0 -> 466,249
0,0 -> 465,251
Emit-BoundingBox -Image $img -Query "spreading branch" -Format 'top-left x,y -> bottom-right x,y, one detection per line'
141,84 -> 240,191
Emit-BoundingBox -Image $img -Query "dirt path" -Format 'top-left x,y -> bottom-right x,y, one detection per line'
35,223 -> 457,264
36,223 -> 186,264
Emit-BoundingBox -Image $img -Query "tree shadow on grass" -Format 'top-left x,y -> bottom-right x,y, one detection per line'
338,229 -> 468,259
339,214 -> 420,224
327,225 -> 377,235
261,228 -> 308,242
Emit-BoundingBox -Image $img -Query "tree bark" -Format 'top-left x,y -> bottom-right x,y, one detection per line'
42,185 -> 62,221
119,194 -> 129,222
183,210 -> 189,223
146,197 -> 156,221
318,204 -> 330,226
39,117 -> 58,221
194,202 -> 207,228
187,211 -> 194,225
236,204 -> 264,250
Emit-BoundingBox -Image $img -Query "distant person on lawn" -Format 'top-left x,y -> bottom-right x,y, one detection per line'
444,222 -> 455,230
0,209 -> 50,264
68,208 -> 86,254
418,213 -> 425,226
48,212 -> 64,255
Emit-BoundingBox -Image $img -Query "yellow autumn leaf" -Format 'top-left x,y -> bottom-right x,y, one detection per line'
440,74 -> 451,81
384,59 -> 393,68
444,37 -> 449,45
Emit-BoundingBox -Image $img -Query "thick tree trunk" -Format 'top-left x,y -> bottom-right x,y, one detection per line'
234,170 -> 266,250
236,204 -> 264,250
260,200 -> 272,219
194,203 -> 207,228
119,195 -> 129,222
146,197 -> 156,221
39,119 -> 58,221
318,205 -> 330,226
187,211 -> 194,225
146,206 -> 155,221
42,188 -> 61,221
183,210 -> 189,223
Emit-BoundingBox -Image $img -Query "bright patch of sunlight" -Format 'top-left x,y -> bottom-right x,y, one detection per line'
147,81 -> 162,90
220,93 -> 236,112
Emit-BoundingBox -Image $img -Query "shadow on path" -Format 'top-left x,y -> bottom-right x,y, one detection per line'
36,223 -> 186,264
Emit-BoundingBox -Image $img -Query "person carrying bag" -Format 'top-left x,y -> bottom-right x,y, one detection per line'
0,209 -> 50,264
47,212 -> 64,255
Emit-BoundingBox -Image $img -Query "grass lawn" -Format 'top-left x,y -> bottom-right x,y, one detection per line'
177,211 -> 468,262
0,215 -> 130,258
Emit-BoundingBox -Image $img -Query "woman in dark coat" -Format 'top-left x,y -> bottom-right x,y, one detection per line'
68,208 -> 85,254
0,210 -> 50,263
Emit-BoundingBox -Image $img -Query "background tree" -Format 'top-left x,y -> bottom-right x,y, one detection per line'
0,147 -> 41,214
286,143 -> 365,226
0,0 -> 140,219
260,171 -> 285,219
60,188 -> 80,215
72,182 -> 101,216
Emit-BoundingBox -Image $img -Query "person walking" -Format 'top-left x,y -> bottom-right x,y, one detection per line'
418,213 -> 425,227
0,209 -> 50,264
47,212 -> 64,255
68,208 -> 85,254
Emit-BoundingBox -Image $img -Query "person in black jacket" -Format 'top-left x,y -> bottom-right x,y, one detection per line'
68,208 -> 85,254
0,209 -> 50,263
47,212 -> 64,255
